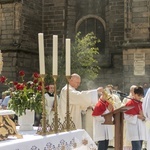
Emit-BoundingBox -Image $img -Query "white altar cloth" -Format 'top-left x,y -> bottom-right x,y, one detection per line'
0,109 -> 15,115
0,127 -> 97,150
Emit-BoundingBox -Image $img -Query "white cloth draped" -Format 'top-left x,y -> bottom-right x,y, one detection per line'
142,88 -> 150,149
124,114 -> 147,141
143,88 -> 150,119
0,128 -> 97,150
93,109 -> 114,142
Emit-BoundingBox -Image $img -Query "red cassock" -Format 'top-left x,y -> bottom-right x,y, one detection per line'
125,99 -> 142,115
92,99 -> 110,116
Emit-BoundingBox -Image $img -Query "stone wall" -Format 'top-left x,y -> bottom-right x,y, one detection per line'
96,0 -> 124,90
43,0 -> 65,55
0,2 -> 22,49
0,0 -> 42,93
105,0 -> 124,52
123,48 -> 150,93
0,0 -> 150,95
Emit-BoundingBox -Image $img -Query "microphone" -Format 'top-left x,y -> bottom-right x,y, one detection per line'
117,91 -> 128,97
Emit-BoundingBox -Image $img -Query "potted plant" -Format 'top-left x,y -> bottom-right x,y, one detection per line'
0,71 -> 43,130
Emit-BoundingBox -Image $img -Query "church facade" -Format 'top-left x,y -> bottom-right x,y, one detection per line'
0,0 -> 150,94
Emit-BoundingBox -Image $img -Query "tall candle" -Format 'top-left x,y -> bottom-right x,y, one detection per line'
53,35 -> 58,75
38,33 -> 45,74
66,39 -> 71,76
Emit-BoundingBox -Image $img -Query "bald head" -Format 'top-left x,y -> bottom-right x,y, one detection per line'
69,73 -> 81,89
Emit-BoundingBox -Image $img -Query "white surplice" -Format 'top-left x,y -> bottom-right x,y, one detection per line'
45,93 -> 54,125
93,109 -> 114,142
124,114 -> 147,141
58,84 -> 98,129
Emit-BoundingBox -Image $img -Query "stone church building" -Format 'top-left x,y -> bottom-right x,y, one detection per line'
0,0 -> 150,94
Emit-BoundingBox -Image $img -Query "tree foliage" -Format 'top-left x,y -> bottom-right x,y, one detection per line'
71,32 -> 100,81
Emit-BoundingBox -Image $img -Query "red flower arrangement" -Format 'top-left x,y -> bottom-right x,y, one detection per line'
0,71 -> 43,116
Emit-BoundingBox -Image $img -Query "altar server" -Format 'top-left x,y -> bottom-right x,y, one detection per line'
58,73 -> 103,129
92,91 -> 114,150
121,85 -> 137,150
45,84 -> 55,125
124,86 -> 147,150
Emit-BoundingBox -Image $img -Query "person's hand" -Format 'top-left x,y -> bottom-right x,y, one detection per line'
97,87 -> 104,93
137,114 -> 146,121
139,110 -> 144,116
108,104 -> 113,112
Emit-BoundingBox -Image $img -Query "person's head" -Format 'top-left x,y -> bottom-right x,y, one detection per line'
100,91 -> 108,101
48,84 -> 54,93
143,83 -> 149,89
2,92 -> 6,99
69,73 -> 81,89
133,86 -> 144,101
129,85 -> 137,96
106,84 -> 113,94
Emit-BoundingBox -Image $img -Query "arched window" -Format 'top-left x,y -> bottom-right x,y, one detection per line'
76,15 -> 106,53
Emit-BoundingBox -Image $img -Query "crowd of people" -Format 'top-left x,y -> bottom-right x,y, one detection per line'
0,73 -> 150,150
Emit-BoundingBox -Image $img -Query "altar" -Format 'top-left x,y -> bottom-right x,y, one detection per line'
0,127 -> 97,150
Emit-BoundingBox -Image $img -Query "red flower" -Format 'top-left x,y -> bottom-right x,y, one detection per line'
0,76 -> 7,83
39,81 -> 42,86
37,85 -> 42,91
19,70 -> 25,77
33,72 -> 40,79
15,83 -> 25,90
33,79 -> 38,84
13,81 -> 18,86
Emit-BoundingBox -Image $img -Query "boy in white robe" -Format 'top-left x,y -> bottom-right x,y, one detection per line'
92,91 -> 114,150
45,84 -> 55,125
124,86 -> 147,150
121,85 -> 137,150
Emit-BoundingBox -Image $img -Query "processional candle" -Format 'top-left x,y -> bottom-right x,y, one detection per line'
38,33 -> 45,74
52,35 -> 58,76
66,39 -> 71,76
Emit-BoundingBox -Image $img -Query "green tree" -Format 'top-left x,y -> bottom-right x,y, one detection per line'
45,32 -> 101,92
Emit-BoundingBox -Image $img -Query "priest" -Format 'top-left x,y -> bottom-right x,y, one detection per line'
58,73 -> 103,129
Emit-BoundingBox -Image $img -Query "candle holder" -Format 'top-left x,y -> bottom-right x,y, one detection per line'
37,74 -> 50,135
49,75 -> 64,133
63,76 -> 76,131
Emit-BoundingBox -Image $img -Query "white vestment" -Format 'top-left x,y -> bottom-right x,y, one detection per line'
112,94 -> 121,109
58,85 -> 98,129
142,88 -> 150,149
45,93 -> 54,125
93,109 -> 114,142
124,114 -> 147,141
